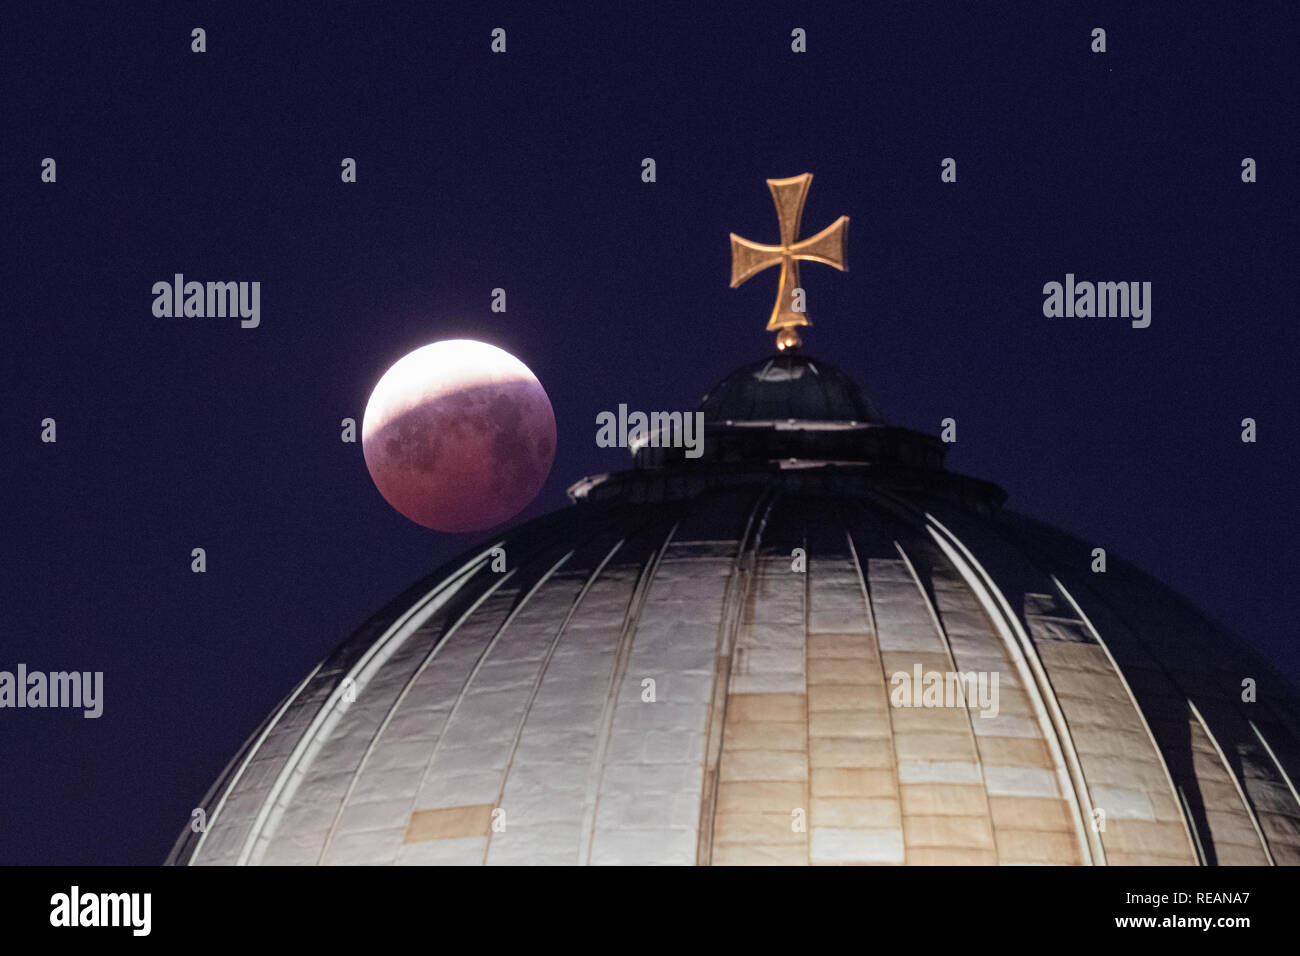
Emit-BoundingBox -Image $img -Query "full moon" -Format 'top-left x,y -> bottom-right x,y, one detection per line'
362,340 -> 557,532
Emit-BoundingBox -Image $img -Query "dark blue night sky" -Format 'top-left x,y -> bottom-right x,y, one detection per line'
4,3 -> 1297,864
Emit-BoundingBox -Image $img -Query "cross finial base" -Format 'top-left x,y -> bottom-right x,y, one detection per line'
775,327 -> 802,352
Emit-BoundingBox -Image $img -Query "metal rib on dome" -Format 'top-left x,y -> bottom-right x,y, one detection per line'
170,477 -> 1300,865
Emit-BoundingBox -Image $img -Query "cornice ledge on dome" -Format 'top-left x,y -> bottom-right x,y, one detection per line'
567,458 -> 1006,514
631,419 -> 947,472
721,419 -> 881,431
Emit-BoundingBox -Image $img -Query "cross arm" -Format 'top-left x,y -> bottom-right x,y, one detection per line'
790,215 -> 850,272
729,234 -> 785,288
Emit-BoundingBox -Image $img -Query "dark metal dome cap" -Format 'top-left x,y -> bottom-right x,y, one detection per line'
699,353 -> 886,425
569,352 -> 1006,515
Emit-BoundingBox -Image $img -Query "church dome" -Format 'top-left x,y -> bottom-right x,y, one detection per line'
169,169 -> 1300,867
169,350 -> 1300,867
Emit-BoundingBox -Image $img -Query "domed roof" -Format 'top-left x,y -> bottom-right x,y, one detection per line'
168,352 -> 1300,867
699,353 -> 885,424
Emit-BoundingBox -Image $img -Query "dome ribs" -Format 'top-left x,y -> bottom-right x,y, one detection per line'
237,540 -> 521,865
478,536 -> 627,864
974,508 -> 1297,865
579,511 -> 687,864
317,566 -> 525,864
177,478 -> 1300,865
382,507 -> 668,865
871,527 -> 1004,864
476,507 -> 680,865
1048,577 -> 1203,865
853,500 -> 1092,864
803,505 -> 910,865
921,509 -> 1182,865
583,487 -> 769,864
315,550 -> 572,865
934,507 -> 1222,864
909,531 -> 1094,865
703,489 -> 813,864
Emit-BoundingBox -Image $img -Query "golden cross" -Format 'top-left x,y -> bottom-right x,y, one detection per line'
729,173 -> 849,351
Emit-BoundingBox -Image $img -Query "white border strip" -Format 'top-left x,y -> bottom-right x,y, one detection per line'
926,514 -> 1101,865
1188,700 -> 1275,865
1250,719 -> 1300,812
1052,575 -> 1201,865
235,544 -> 502,865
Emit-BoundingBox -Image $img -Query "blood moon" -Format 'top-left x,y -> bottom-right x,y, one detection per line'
362,340 -> 556,532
